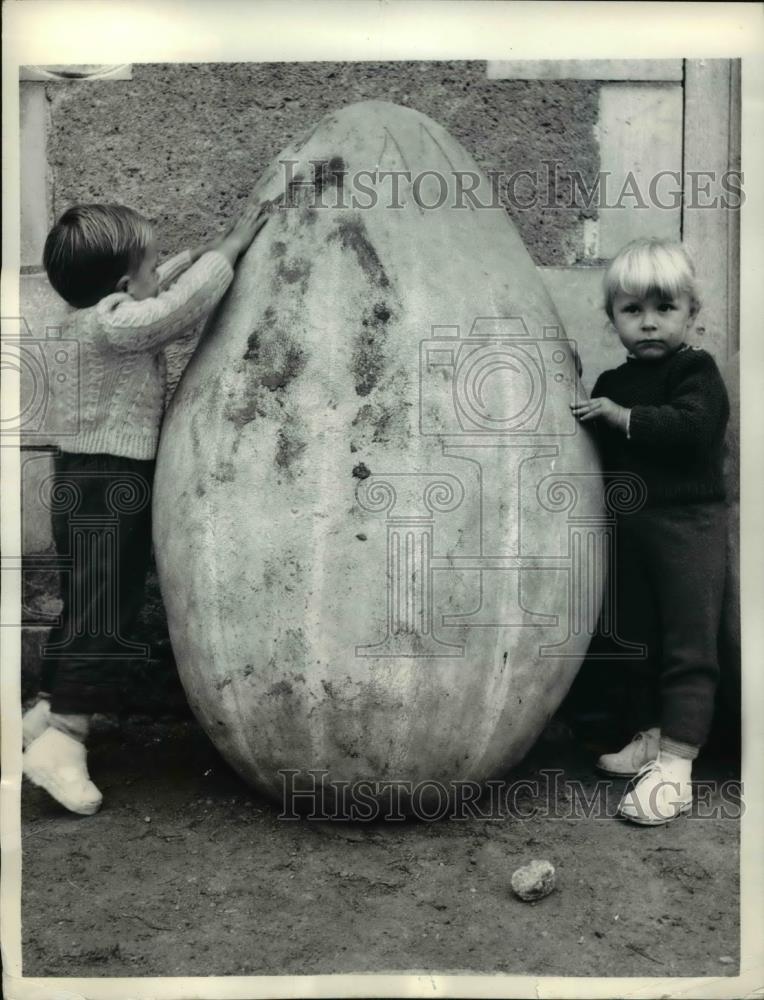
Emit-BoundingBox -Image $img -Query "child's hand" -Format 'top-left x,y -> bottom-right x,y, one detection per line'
190,205 -> 268,265
214,204 -> 268,268
228,203 -> 268,254
570,396 -> 630,433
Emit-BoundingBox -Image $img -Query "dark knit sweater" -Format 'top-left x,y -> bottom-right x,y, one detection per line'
591,344 -> 729,507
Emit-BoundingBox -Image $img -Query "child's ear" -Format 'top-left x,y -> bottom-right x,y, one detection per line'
115,273 -> 130,293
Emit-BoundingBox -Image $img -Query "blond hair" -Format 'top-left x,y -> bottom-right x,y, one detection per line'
603,238 -> 701,322
43,204 -> 154,308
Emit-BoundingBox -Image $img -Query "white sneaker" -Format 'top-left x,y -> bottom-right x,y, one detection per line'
596,727 -> 660,776
23,728 -> 102,816
22,698 -> 51,749
617,754 -> 693,826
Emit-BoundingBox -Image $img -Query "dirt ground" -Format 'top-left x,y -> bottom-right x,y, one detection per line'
20,714 -> 740,980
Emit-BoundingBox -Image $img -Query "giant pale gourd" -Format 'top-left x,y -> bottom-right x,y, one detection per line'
153,101 -> 604,808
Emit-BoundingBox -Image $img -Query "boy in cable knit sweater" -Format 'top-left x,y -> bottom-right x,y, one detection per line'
571,238 -> 729,826
22,202 -> 267,815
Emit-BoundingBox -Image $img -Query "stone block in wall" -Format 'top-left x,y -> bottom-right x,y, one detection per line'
487,60 -> 683,81
20,83 -> 49,268
21,450 -> 56,554
17,273 -> 76,449
598,84 -> 683,257
45,63 -> 601,268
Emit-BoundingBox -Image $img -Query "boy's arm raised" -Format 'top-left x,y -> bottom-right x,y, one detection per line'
199,203 -> 267,269
156,250 -> 193,289
98,252 -> 234,353
99,204 -> 267,353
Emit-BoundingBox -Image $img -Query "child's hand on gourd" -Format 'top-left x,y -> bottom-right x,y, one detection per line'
227,203 -> 268,253
570,396 -> 630,433
210,204 -> 268,267
192,204 -> 268,263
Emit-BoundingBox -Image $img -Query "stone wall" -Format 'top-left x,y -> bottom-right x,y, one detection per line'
45,63 -> 600,266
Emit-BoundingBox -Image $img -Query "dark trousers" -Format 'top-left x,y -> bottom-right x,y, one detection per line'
613,501 -> 727,748
41,452 -> 155,715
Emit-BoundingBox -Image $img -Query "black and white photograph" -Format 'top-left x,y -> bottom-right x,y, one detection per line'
1,2 -> 762,998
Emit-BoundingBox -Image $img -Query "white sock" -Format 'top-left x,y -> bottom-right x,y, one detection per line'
657,751 -> 692,782
48,712 -> 90,743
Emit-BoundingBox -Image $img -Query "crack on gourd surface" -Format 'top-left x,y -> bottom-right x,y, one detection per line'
243,331 -> 260,362
275,412 -> 307,477
212,459 -> 236,483
189,411 -> 202,456
329,217 -> 390,289
308,155 -> 347,208
289,121 -> 321,156
260,190 -> 286,215
321,679 -> 338,700
284,172 -> 316,208
240,305 -> 305,391
382,127 -> 411,174
352,301 -> 393,397
268,679 -> 293,697
351,396 -> 410,448
230,355 -> 304,434
276,255 -> 312,291
262,346 -> 305,391
225,395 -> 266,429
242,306 -> 276,363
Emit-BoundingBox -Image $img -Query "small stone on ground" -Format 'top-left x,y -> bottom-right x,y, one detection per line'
511,859 -> 556,901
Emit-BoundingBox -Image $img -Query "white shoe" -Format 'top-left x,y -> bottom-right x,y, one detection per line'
596,727 -> 660,776
22,698 -> 51,748
23,728 -> 102,816
617,754 -> 693,826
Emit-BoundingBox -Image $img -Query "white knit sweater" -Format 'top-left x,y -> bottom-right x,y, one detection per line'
46,250 -> 233,460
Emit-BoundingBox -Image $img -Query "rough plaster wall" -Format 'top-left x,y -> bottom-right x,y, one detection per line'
46,62 -> 600,266
26,62 -> 600,707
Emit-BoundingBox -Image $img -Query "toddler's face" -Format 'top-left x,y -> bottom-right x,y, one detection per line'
611,289 -> 695,361
127,239 -> 160,301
